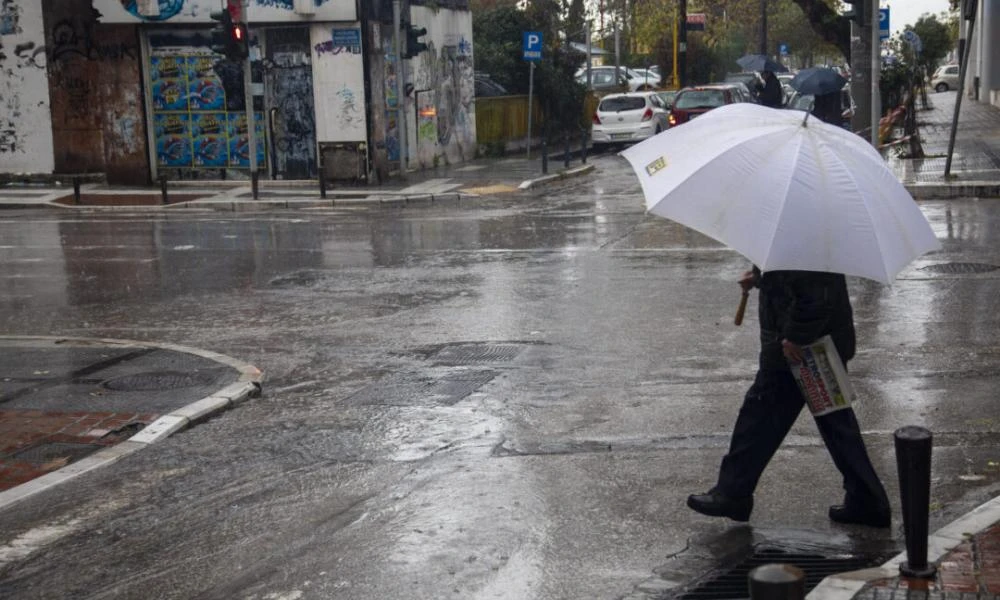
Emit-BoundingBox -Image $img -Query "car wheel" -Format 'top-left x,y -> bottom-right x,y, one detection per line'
654,125 -> 662,135
935,83 -> 949,92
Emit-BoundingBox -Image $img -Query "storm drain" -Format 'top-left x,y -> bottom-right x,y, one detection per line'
346,370 -> 498,406
429,343 -> 524,366
102,370 -> 218,391
669,547 -> 885,600
920,262 -> 1000,275
9,441 -> 104,465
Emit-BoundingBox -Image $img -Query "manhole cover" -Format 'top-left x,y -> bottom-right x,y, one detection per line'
102,371 -> 217,391
920,262 -> 1000,275
10,441 -> 103,465
347,370 -> 497,406
430,343 -> 524,365
670,547 -> 886,600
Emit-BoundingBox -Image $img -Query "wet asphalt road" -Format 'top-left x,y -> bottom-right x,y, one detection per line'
1,155 -> 1000,599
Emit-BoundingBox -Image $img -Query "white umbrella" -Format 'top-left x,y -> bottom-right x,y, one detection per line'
620,103 -> 940,285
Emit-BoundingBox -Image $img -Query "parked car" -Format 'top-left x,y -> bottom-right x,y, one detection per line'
576,66 -> 629,92
931,64 -> 959,92
629,68 -> 663,90
576,66 -> 660,92
654,90 -> 679,110
785,87 -> 856,129
474,74 -> 509,97
668,84 -> 747,127
723,72 -> 763,102
590,91 -> 670,147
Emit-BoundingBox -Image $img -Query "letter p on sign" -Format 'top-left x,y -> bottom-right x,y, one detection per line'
523,31 -> 542,61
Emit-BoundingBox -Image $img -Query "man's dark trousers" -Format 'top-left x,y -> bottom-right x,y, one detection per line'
714,368 -> 890,512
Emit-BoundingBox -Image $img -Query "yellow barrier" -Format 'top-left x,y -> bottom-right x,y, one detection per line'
475,93 -> 601,144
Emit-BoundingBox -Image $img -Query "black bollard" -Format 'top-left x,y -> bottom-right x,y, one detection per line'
72,176 -> 81,204
251,169 -> 260,200
895,426 -> 937,578
159,174 -> 168,205
319,173 -> 327,199
581,127 -> 588,164
564,132 -> 570,168
749,564 -> 805,600
541,133 -> 548,175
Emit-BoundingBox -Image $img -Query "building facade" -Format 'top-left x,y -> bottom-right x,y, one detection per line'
0,0 -> 475,184
966,0 -> 1000,108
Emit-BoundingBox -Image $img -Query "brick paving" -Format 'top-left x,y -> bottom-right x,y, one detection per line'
856,522 -> 1000,597
0,409 -> 158,491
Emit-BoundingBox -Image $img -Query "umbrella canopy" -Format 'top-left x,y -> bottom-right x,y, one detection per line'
619,103 -> 940,285
790,66 -> 847,95
736,54 -> 788,73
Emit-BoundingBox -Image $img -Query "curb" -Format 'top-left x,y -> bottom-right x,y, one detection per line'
807,493 -> 1000,600
906,182 -> 1000,199
518,164 -> 596,190
0,336 -> 263,512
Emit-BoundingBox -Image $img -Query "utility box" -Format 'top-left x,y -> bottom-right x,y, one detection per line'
321,142 -> 369,183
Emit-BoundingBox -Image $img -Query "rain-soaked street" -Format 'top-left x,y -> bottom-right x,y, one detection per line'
1,156 -> 1000,599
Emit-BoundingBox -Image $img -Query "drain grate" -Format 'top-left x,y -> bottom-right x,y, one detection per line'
347,370 -> 498,406
671,547 -> 884,600
920,262 -> 1000,275
102,371 -> 217,391
10,441 -> 104,465
430,343 -> 524,366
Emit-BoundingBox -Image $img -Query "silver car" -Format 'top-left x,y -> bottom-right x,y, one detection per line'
590,92 -> 669,147
931,64 -> 959,92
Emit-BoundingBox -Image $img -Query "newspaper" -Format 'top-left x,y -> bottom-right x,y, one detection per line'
788,335 -> 855,416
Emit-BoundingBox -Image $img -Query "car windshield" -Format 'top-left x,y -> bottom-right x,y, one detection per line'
599,97 -> 647,112
675,90 -> 725,109
789,94 -> 814,110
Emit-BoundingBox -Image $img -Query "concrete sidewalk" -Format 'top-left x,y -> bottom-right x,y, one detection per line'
1,90 -> 996,209
0,336 -> 262,512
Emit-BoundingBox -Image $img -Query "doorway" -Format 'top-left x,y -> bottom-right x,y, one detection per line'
264,28 -> 316,180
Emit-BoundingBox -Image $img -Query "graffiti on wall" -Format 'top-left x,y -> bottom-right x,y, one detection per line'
334,84 -> 360,129
416,38 -> 474,148
0,0 -> 21,36
266,48 -> 315,178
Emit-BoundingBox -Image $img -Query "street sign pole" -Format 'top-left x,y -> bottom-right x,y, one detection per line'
871,0 -> 881,147
527,61 -> 535,159
241,0 -> 257,194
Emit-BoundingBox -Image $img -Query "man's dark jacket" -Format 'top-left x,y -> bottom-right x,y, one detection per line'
759,75 -> 783,108
753,268 -> 856,371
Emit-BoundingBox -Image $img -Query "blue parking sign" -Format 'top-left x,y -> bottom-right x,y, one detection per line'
879,8 -> 890,39
523,31 -> 542,61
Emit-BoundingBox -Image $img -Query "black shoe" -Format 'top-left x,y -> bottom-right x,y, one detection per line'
687,492 -> 753,522
829,504 -> 891,528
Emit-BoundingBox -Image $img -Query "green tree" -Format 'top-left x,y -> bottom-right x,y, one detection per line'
564,0 -> 587,42
908,14 -> 956,73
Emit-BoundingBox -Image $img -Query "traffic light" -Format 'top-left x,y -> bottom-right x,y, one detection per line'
402,21 -> 428,59
844,0 -> 866,27
210,6 -> 249,61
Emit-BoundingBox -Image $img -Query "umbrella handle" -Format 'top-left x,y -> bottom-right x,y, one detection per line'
734,290 -> 749,326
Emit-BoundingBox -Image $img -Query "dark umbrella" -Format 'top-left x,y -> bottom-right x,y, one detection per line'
736,54 -> 788,73
789,67 -> 848,95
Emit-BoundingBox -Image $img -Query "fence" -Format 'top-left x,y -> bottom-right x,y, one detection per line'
475,93 -> 600,150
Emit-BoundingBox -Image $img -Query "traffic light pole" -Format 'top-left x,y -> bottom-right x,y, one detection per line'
393,0 -> 409,173
242,0 -> 257,193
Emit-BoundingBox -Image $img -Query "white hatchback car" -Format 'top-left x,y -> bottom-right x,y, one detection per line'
931,64 -> 959,92
591,91 -> 670,147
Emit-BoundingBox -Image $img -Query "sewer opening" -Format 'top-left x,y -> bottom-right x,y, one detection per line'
102,370 -> 218,392
9,441 -> 104,465
919,262 -> 1000,275
668,547 -> 888,600
429,343 -> 524,366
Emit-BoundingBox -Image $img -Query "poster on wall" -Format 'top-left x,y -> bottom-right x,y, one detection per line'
187,56 -> 226,111
154,113 -> 192,167
227,112 -> 266,168
191,113 -> 229,167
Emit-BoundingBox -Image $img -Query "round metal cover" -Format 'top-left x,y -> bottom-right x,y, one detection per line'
102,370 -> 217,391
920,262 -> 1000,274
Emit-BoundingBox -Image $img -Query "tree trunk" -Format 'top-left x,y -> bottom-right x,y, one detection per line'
790,0 -> 851,60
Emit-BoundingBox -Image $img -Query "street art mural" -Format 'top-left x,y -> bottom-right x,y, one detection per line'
264,31 -> 316,179
409,7 -> 475,167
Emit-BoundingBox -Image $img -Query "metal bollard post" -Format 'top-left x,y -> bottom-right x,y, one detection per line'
72,176 -> 81,204
749,564 -> 805,600
895,426 -> 937,578
564,132 -> 570,168
580,127 -> 588,164
319,173 -> 326,199
541,133 -> 548,175
159,175 -> 168,205
251,169 -> 259,200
